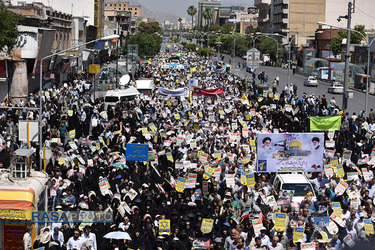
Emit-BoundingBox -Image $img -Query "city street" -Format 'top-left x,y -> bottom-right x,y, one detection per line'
219,53 -> 375,115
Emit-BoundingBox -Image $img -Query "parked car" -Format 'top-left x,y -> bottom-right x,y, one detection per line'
328,82 -> 344,94
304,76 -> 318,87
273,174 -> 316,203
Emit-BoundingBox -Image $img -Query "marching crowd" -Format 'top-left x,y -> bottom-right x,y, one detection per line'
5,41 -> 375,250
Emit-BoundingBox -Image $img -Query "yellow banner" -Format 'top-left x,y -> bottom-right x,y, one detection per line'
201,218 -> 214,234
159,219 -> 170,235
273,213 -> 287,231
203,167 -> 214,180
0,209 -> 33,220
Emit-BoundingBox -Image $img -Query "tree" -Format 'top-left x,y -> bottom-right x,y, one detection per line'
220,23 -> 235,34
0,3 -> 23,55
138,22 -> 162,35
202,7 -> 213,28
125,33 -> 162,58
178,18 -> 182,30
187,5 -> 197,29
330,24 -> 366,56
258,37 -> 281,62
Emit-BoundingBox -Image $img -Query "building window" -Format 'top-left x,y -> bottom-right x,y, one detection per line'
135,8 -> 137,10
114,4 -> 116,6
110,4 -> 112,6
135,12 -> 137,15
124,8 -> 126,10
105,4 -> 107,6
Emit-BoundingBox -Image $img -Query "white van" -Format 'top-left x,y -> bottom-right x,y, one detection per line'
104,86 -> 140,109
273,174 -> 316,203
135,79 -> 155,95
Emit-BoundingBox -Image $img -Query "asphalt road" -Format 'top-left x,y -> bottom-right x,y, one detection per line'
218,53 -> 375,115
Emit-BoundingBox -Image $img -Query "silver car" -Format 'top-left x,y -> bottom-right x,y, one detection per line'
328,83 -> 344,94
304,76 -> 318,87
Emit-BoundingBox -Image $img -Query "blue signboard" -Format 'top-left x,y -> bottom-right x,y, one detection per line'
126,144 -> 149,161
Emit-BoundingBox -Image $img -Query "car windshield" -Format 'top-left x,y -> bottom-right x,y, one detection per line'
282,183 -> 312,196
309,77 -> 316,80
105,96 -> 119,102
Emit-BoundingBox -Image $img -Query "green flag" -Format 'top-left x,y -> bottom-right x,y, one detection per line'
310,116 -> 341,131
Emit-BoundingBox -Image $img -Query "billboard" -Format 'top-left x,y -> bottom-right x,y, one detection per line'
257,133 -> 324,172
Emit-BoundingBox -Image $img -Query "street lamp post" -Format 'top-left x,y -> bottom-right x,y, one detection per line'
287,31 -> 322,85
38,34 -> 119,170
318,21 -> 374,117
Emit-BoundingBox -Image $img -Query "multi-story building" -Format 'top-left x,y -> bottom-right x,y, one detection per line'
198,0 -> 221,27
6,0 -> 104,38
272,0 -> 326,45
104,0 -> 141,36
254,0 -> 271,33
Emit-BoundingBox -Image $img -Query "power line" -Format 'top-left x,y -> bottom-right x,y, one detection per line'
355,6 -> 375,20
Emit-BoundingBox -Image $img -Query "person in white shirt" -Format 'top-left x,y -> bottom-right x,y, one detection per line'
67,229 -> 84,250
82,225 -> 97,250
23,227 -> 32,250
268,236 -> 283,250
51,226 -> 65,248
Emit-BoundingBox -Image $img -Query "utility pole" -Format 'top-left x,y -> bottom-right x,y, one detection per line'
342,1 -> 354,111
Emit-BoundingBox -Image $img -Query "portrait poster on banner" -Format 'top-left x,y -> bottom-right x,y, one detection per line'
257,133 -> 324,172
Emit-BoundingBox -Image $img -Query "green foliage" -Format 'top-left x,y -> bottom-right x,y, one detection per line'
330,24 -> 366,56
0,5 -> 23,55
331,36 -> 342,56
202,7 -> 213,27
186,43 -> 197,51
208,24 -> 221,33
187,5 -> 197,28
138,22 -> 162,35
258,37 -> 281,61
181,41 -> 187,46
198,47 -> 214,57
125,33 -> 162,58
220,23 -> 235,34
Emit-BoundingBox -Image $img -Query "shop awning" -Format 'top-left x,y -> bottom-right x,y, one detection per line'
0,188 -> 35,210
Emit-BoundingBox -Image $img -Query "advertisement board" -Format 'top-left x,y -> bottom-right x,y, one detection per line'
257,133 -> 324,172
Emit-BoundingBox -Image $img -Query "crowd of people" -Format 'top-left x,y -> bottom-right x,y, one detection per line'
4,40 -> 375,250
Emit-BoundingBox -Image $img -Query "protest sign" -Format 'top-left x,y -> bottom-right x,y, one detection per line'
267,195 -> 277,208
186,173 -> 197,189
126,144 -> 149,161
310,116 -> 341,131
343,234 -> 355,247
330,157 -> 339,167
257,133 -> 324,172
301,243 -> 315,250
336,165 -> 345,178
335,180 -> 348,196
362,168 -> 370,181
324,165 -> 333,177
175,177 -> 186,193
316,227 -> 329,242
273,213 -> 287,231
326,218 -> 339,235
159,219 -> 170,235
247,173 -> 255,188
201,218 -> 214,234
99,177 -> 111,195
293,227 -> 305,244
225,174 -> 235,188
330,213 -> 345,227
332,203 -> 343,218
364,219 -> 374,235
203,167 -> 215,180
252,218 -> 263,236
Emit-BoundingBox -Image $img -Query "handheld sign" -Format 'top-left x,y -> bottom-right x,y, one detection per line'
293,227 -> 305,244
332,202 -> 343,218
159,219 -> 170,235
201,218 -> 214,234
364,219 -> 374,236
273,213 -> 287,231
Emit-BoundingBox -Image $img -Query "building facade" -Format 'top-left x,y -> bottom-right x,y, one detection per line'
254,0 -> 271,33
7,0 -> 104,38
198,0 -> 221,27
104,0 -> 142,36
271,0 -> 326,45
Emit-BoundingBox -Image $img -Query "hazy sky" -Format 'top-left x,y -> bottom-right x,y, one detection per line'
137,0 -> 252,18
138,0 -> 198,17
